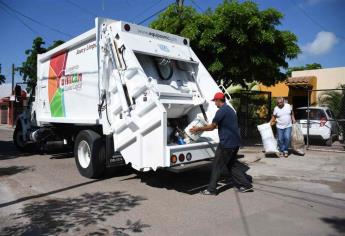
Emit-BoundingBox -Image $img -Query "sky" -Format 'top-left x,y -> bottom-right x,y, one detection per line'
0,0 -> 344,88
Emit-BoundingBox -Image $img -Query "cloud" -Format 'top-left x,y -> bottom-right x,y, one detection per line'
302,31 -> 338,55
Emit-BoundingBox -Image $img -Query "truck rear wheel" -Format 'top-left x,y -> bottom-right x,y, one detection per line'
74,130 -> 105,178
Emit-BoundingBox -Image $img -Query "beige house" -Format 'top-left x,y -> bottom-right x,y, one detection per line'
292,67 -> 345,91
260,67 -> 345,108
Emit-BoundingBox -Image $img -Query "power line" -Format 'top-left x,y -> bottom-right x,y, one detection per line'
190,0 -> 204,12
64,0 -> 97,17
132,0 -> 163,22
137,6 -> 169,25
290,0 -> 345,42
0,0 -> 72,37
0,3 -> 40,36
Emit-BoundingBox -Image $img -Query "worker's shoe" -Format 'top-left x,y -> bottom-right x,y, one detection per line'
276,152 -> 283,158
284,151 -> 289,158
238,186 -> 254,193
200,189 -> 217,196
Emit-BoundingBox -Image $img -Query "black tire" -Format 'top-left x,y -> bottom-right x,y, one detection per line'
13,124 -> 32,151
74,130 -> 105,179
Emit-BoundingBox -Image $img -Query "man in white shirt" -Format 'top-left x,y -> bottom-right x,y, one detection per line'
270,97 -> 296,157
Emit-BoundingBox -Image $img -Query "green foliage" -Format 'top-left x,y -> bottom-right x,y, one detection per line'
18,37 -> 64,92
0,74 -> 5,85
286,63 -> 322,77
318,84 -> 345,119
150,0 -> 300,87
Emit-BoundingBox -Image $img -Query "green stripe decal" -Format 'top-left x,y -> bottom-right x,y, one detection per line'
50,88 -> 65,117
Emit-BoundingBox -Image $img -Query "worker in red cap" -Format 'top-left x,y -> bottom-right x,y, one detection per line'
190,92 -> 253,195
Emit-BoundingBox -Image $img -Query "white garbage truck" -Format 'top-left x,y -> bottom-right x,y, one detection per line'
14,17 -> 234,178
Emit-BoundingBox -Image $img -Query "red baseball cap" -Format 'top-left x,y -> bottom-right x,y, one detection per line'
212,92 -> 225,101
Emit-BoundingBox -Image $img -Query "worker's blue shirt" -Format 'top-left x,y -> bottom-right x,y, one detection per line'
212,104 -> 241,148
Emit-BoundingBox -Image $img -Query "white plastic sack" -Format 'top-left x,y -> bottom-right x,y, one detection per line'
184,117 -> 207,143
291,124 -> 305,155
257,123 -> 279,154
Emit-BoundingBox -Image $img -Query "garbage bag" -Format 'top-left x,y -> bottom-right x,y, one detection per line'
257,123 -> 279,154
291,124 -> 305,155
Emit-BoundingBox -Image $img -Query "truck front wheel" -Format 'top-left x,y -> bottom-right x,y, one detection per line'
13,124 -> 32,151
74,130 -> 105,178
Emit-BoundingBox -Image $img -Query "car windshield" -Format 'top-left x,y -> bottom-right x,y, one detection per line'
295,109 -> 326,120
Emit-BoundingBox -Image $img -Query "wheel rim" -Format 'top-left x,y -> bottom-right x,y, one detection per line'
78,140 -> 91,168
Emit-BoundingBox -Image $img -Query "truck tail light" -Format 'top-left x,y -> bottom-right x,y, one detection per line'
178,153 -> 185,162
320,117 -> 327,127
186,152 -> 192,161
171,155 -> 177,164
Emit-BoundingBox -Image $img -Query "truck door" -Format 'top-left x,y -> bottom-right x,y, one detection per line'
37,63 -> 51,116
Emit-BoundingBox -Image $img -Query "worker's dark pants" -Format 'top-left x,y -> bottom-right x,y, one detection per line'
208,144 -> 253,192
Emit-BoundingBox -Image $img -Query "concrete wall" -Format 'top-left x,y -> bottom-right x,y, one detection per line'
292,67 -> 345,104
258,82 -> 289,97
292,67 -> 345,90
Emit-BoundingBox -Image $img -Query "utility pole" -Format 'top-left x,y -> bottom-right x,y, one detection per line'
11,64 -> 15,95
11,64 -> 15,126
176,0 -> 184,13
176,0 -> 184,7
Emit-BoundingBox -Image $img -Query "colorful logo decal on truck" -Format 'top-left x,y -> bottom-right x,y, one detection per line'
48,52 -> 82,117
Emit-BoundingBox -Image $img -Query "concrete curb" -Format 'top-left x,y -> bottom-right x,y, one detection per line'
238,155 -> 262,164
0,125 -> 14,131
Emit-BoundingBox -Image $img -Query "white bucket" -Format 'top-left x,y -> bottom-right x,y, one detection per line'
257,123 -> 279,154
184,117 -> 207,143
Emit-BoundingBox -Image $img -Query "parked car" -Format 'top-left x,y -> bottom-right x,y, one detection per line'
295,106 -> 341,146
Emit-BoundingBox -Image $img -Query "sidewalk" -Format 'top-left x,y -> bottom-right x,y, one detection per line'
238,145 -> 264,164
0,124 -> 14,131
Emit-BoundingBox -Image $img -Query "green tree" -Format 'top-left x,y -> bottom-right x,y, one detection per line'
286,63 -> 322,77
150,0 -> 300,87
0,64 -> 6,85
318,84 -> 345,119
0,74 -> 5,85
18,37 -> 64,92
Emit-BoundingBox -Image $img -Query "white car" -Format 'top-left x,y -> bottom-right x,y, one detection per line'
295,107 -> 341,146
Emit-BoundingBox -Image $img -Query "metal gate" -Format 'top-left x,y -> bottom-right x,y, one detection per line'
231,90 -> 272,145
302,88 -> 345,152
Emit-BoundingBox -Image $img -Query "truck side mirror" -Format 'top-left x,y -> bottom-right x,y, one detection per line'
15,85 -> 21,97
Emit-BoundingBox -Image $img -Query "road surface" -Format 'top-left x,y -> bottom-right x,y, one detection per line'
0,127 -> 345,236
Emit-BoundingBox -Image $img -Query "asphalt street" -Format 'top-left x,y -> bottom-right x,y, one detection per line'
0,127 -> 345,236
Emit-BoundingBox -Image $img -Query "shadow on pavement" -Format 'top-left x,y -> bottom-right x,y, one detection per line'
49,151 -> 74,159
124,167 -> 212,195
0,140 -> 33,160
0,191 -> 149,236
321,217 -> 345,234
0,140 -> 75,160
0,166 -> 33,177
86,219 -> 151,236
0,166 -> 135,209
123,166 -> 246,195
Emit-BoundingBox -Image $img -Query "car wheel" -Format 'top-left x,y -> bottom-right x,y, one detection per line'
325,137 -> 333,146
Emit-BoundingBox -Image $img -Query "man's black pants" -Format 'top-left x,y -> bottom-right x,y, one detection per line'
207,144 -> 252,192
